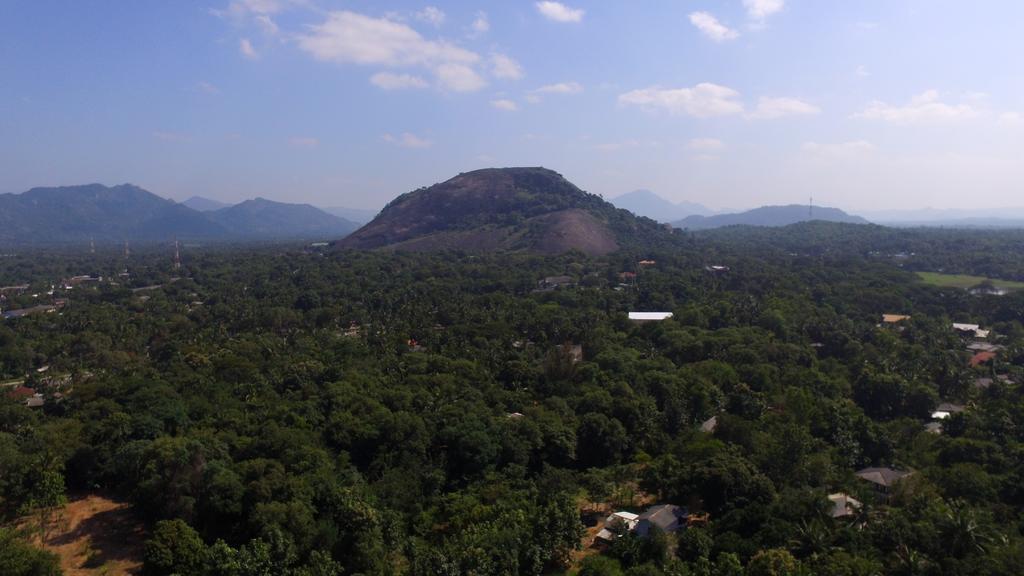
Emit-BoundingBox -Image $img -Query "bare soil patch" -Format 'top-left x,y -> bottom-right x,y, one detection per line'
19,493 -> 145,575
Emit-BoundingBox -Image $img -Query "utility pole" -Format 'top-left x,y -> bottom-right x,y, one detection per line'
173,238 -> 181,271
809,196 -> 814,219
124,240 -> 130,259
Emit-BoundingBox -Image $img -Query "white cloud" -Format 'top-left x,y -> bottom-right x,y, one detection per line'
688,138 -> 725,151
239,38 -> 258,59
434,63 -> 487,92
534,82 -> 584,94
856,65 -> 870,77
854,90 -> 981,124
802,140 -> 875,159
689,12 -> 739,42
470,11 -> 490,35
618,83 -> 744,118
691,154 -> 720,162
998,112 -> 1024,126
414,6 -> 445,27
594,139 -> 659,152
288,136 -> 319,148
536,1 -> 584,23
197,81 -> 221,95
383,132 -> 433,148
370,72 -> 429,90
213,0 -> 284,19
527,81 -> 583,102
233,0 -> 284,14
748,97 -> 820,119
297,12 -> 477,67
744,0 -> 784,22
296,11 -> 488,92
212,0 -> 297,37
254,14 -> 279,35
490,53 -> 524,80
963,91 -> 989,103
153,131 -> 189,142
491,99 -> 519,111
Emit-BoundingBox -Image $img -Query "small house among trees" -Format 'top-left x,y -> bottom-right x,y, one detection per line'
628,312 -> 673,322
855,467 -> 912,496
827,493 -> 861,518
635,504 -> 686,537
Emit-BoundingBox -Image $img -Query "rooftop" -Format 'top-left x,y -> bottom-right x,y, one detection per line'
827,493 -> 861,518
970,351 -> 997,367
635,504 -> 686,536
855,467 -> 912,487
953,323 -> 991,339
700,416 -> 718,433
882,314 -> 912,323
629,312 -> 673,322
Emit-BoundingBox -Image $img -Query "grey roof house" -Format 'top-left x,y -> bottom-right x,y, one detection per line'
855,467 -> 912,495
634,504 -> 687,537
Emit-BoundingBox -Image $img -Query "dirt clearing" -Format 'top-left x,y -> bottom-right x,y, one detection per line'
19,493 -> 145,575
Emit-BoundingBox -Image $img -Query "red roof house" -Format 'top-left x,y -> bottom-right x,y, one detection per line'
970,351 -> 997,367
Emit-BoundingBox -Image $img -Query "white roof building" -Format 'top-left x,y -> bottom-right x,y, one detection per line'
629,312 -> 673,322
952,323 -> 990,339
595,511 -> 640,542
827,493 -> 862,518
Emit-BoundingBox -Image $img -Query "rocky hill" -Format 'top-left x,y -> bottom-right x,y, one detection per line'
335,167 -> 670,255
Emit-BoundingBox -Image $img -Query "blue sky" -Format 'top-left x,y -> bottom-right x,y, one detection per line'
2,0 -> 1023,211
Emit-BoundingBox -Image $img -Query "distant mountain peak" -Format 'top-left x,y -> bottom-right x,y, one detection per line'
611,189 -> 714,222
210,197 -> 357,239
673,204 -> 868,230
181,196 -> 231,212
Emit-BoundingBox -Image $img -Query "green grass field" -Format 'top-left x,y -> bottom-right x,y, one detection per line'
916,271 -> 1024,291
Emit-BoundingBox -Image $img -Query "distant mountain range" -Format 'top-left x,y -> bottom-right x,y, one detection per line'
673,204 -> 869,230
209,198 -> 355,239
321,206 -> 379,224
336,167 -> 674,255
880,218 -> 1024,229
184,195 -> 378,224
9,181 -> 1022,248
610,189 -> 714,222
0,184 -> 358,244
181,196 -> 231,212
852,207 -> 1024,228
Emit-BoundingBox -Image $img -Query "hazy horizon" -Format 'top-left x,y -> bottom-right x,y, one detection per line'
4,1 -> 1024,212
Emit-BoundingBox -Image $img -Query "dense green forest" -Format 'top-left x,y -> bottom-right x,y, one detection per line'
2,224 -> 1024,575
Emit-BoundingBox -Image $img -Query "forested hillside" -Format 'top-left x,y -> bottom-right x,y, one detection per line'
2,225 -> 1024,575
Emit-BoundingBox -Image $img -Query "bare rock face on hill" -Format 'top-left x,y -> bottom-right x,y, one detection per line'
336,167 -> 664,256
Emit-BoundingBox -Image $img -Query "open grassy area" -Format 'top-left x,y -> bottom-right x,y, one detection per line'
916,271 -> 1024,291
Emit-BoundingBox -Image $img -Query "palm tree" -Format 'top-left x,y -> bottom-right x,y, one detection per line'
942,500 -> 992,558
893,543 -> 931,576
789,519 -> 836,559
